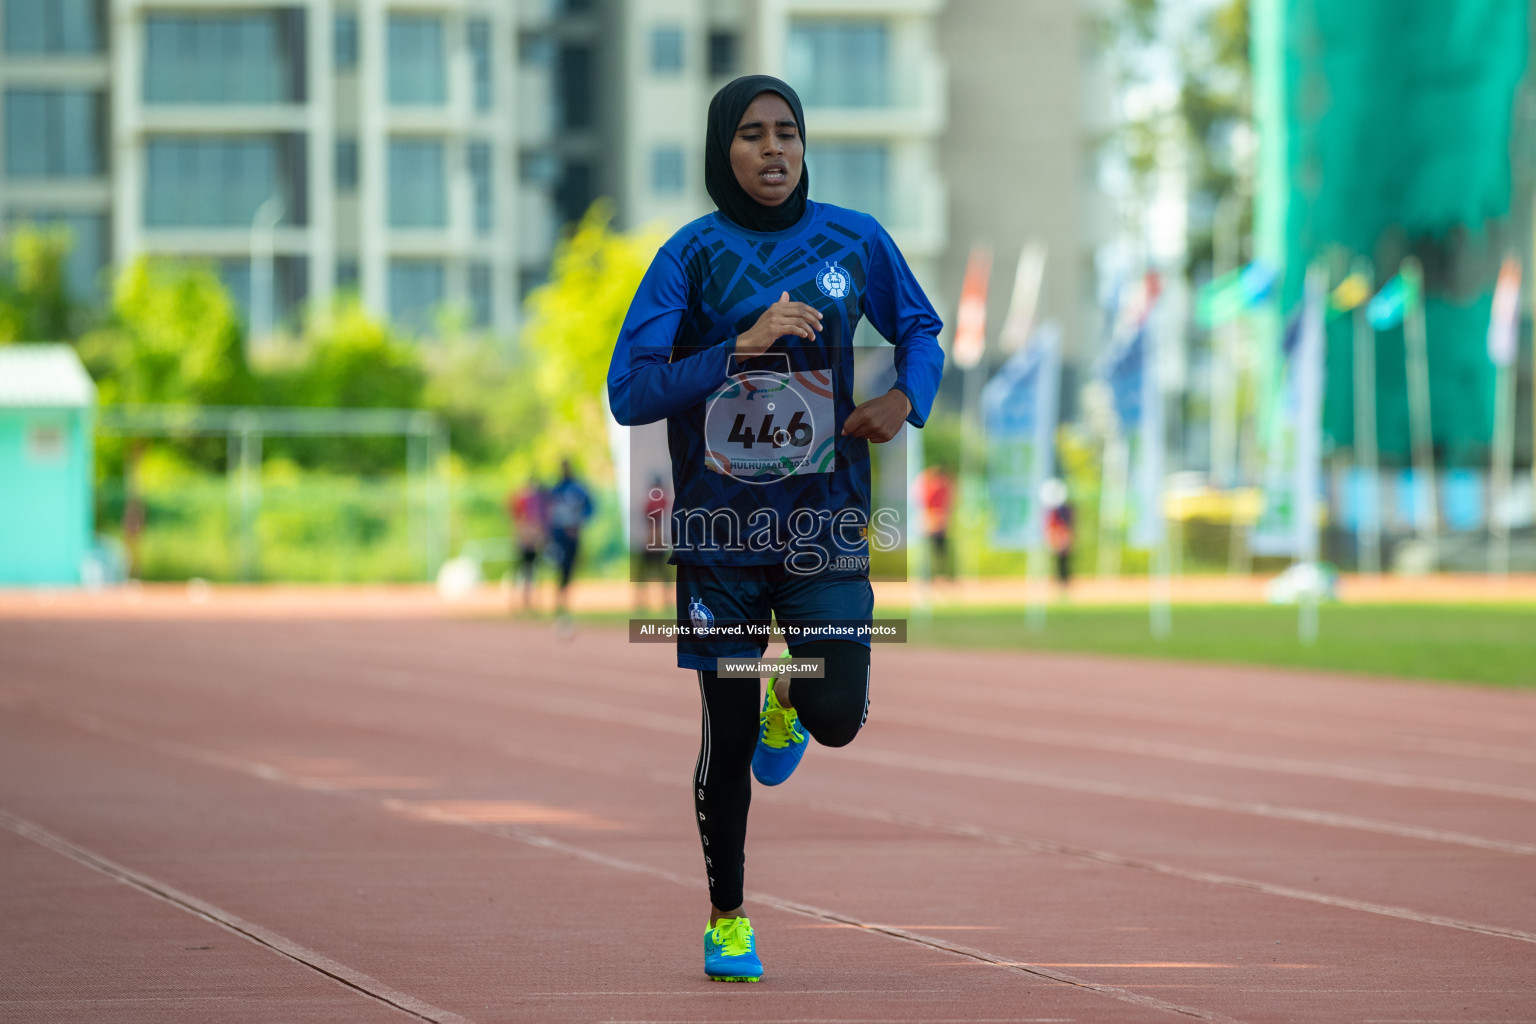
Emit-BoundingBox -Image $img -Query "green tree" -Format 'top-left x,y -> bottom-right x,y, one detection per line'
79,257 -> 252,406
0,225 -> 75,343
518,200 -> 661,482
274,299 -> 424,409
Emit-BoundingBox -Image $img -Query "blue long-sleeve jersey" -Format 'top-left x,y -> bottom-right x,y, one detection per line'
608,201 -> 944,568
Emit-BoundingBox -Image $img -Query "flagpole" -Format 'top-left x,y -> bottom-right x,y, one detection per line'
1401,257 -> 1439,568
1490,357 -> 1515,578
1487,256 -> 1522,579
1146,287 -> 1171,640
1351,257 -> 1382,575
1297,266 -> 1326,645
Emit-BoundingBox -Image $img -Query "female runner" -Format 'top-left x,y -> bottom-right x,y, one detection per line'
608,74 -> 944,981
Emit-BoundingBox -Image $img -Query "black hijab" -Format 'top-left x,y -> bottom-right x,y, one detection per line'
705,75 -> 810,233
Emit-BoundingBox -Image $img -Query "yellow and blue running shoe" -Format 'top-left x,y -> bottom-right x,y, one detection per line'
752,656 -> 808,786
704,916 -> 763,981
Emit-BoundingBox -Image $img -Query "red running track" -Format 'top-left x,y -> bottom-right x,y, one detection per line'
1,613 -> 1533,1024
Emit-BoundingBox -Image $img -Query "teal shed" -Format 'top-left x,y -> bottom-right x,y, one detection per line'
0,345 -> 97,585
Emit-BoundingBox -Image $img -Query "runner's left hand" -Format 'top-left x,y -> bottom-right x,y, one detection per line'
842,389 -> 912,443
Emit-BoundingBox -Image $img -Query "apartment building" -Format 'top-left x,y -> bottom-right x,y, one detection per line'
527,0 -> 1094,358
2,0 -> 1097,357
2,0 -> 521,334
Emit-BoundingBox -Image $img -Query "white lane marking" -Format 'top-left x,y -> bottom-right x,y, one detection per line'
764,798 -> 1536,945
873,706 -> 1536,803
257,666 -> 1536,854
26,711 -> 1244,1024
0,809 -> 472,1024
836,746 -> 1536,857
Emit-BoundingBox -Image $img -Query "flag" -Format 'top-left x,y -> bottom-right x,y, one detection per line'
999,240 -> 1048,354
1330,271 -> 1371,312
1488,256 -> 1522,367
981,322 -> 1062,549
952,246 -> 991,369
1366,267 -> 1421,329
1196,262 -> 1277,327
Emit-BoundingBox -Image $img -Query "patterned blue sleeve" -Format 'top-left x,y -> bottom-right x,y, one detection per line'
608,246 -> 735,426
860,224 -> 946,428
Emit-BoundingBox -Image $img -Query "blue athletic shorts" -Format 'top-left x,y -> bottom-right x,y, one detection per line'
674,563 -> 874,671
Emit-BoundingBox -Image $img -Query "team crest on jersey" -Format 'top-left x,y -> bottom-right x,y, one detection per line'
816,261 -> 850,299
688,597 -> 715,632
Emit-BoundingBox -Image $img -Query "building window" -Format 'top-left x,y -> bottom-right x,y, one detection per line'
4,89 -> 105,178
144,134 -> 307,227
811,143 -> 889,222
387,15 -> 446,106
468,141 -> 493,236
651,146 -> 684,196
468,262 -> 492,328
651,26 -> 683,74
787,20 -> 889,108
335,138 -> 358,191
389,259 -> 444,332
6,209 -> 109,300
334,13 -> 358,70
557,44 -> 594,130
554,160 -> 594,226
144,12 -> 306,105
3,0 -> 103,54
519,151 -> 558,187
336,258 -> 359,292
388,139 -> 446,228
708,31 -> 737,77
468,18 -> 493,111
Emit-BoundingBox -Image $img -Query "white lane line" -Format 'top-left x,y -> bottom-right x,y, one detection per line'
873,706 -> 1536,803
765,798 -> 1536,946
275,669 -> 1536,855
0,809 -> 472,1024
836,746 -> 1536,857
25,711 -> 1243,1024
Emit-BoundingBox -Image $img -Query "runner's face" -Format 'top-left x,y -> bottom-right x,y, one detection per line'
730,93 -> 803,208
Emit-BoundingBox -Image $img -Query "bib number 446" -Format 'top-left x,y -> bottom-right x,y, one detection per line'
726,410 -> 812,450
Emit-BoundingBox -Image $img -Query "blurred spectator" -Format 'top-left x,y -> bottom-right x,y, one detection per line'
508,479 -> 547,613
545,459 -> 593,628
634,475 -> 671,613
1042,479 -> 1075,594
916,465 -> 953,580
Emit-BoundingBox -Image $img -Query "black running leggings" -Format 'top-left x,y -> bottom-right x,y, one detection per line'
693,640 -> 870,913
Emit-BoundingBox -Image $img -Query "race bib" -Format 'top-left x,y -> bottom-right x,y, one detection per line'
703,369 -> 835,483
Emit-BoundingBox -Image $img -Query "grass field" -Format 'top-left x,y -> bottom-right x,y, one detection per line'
579,602 -> 1536,689
895,603 -> 1536,689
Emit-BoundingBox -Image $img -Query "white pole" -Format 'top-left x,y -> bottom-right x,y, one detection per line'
1296,266 -> 1326,644
1401,257 -> 1439,568
1352,258 -> 1382,574
1490,359 -> 1515,577
249,196 -> 284,352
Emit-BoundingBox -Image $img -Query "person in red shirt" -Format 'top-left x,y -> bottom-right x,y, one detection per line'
508,481 -> 546,613
916,465 -> 954,580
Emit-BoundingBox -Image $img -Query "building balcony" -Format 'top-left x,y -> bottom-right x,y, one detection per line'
137,105 -> 311,134
800,52 -> 947,139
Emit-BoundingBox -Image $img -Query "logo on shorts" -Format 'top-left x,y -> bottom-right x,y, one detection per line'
816,261 -> 850,300
688,597 -> 715,631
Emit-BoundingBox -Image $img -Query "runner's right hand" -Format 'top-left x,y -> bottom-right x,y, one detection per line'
735,292 -> 822,361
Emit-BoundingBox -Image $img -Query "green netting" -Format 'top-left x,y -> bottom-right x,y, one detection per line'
1256,0 -> 1529,459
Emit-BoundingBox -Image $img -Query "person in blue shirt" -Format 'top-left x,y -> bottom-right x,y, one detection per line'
608,75 -> 944,982
544,459 -> 593,626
